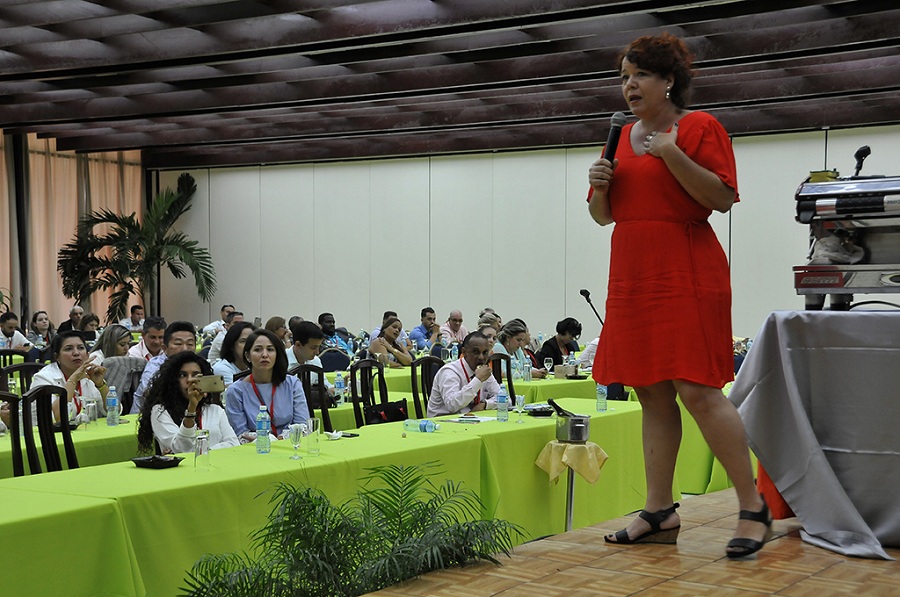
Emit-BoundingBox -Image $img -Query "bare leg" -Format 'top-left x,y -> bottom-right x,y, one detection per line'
675,380 -> 768,552
606,381 -> 681,542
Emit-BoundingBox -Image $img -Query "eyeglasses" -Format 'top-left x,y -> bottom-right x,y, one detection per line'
449,318 -> 463,323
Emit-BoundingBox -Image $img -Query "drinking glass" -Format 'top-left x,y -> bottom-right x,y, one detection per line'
306,417 -> 321,456
288,423 -> 305,460
82,399 -> 98,429
543,357 -> 554,373
515,395 -> 525,423
440,347 -> 451,362
194,429 -> 210,469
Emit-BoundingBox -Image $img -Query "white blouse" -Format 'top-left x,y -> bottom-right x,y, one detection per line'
150,403 -> 240,454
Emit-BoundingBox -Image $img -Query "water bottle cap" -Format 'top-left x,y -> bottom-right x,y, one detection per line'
433,423 -> 441,431
108,385 -> 116,392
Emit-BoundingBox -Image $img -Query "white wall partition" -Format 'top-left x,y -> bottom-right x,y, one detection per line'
158,123 -> 900,341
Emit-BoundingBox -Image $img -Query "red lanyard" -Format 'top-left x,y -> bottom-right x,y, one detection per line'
248,375 -> 278,436
196,409 -> 203,430
460,362 -> 481,406
62,371 -> 83,415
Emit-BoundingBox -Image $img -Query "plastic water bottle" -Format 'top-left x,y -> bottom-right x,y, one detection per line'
523,360 -> 532,382
256,405 -> 271,454
537,331 -> 543,344
403,419 -> 440,433
497,386 -> 509,422
106,386 -> 120,426
450,344 -> 458,361
596,383 -> 608,412
334,372 -> 345,406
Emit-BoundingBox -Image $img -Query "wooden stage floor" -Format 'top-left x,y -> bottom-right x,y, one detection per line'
371,488 -> 899,596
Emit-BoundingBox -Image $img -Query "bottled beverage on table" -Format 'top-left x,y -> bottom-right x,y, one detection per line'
596,383 -> 608,412
537,331 -> 543,344
334,372 -> 345,406
403,419 -> 441,433
106,386 -> 120,426
450,344 -> 458,361
256,405 -> 271,454
523,360 -> 532,382
497,386 -> 509,422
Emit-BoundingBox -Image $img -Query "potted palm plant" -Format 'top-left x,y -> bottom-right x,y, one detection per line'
57,173 -> 216,322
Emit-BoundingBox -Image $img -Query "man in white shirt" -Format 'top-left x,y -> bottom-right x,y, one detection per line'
0,312 -> 32,353
202,304 -> 235,336
130,321 -> 197,414
579,336 -> 599,369
208,311 -> 243,362
427,331 -> 499,417
286,320 -> 334,395
127,316 -> 166,361
118,305 -> 145,331
440,310 -> 469,345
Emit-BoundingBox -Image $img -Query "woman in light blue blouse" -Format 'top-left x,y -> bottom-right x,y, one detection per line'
225,329 -> 309,441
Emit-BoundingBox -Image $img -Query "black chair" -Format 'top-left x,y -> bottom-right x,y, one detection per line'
198,345 -> 211,360
233,368 -> 251,382
319,349 -> 350,373
121,368 -> 144,415
489,353 -> 516,398
0,362 -> 46,395
289,363 -> 334,433
102,355 -> 146,414
22,384 -> 78,473
410,356 -> 443,419
348,358 -> 395,428
0,349 -> 24,369
1,390 -> 27,476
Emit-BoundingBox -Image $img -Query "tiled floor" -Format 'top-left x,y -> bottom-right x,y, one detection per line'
370,489 -> 899,596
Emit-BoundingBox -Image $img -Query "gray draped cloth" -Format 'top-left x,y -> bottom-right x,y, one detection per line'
102,356 -> 147,399
729,310 -> 900,560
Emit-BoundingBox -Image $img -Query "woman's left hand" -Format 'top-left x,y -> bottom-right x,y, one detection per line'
85,363 -> 107,386
643,121 -> 678,157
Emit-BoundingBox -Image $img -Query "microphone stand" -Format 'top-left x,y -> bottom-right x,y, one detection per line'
579,290 -> 625,401
580,291 -> 604,327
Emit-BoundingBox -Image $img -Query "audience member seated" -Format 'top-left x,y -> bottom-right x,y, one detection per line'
478,323 -> 498,346
127,316 -> 167,361
208,311 -> 244,362
536,317 -> 582,368
371,310 -> 411,349
32,331 -> 110,422
286,320 -> 335,397
367,317 -> 413,368
118,305 -> 145,332
89,324 -> 132,363
203,304 -> 235,336
493,319 -> 547,379
318,312 -> 353,353
137,351 -> 239,454
440,310 -> 469,345
56,305 -> 84,333
477,311 -> 502,333
579,336 -> 599,369
25,310 -> 56,349
265,316 -> 290,347
226,329 -> 309,442
212,321 -> 256,386
130,321 -> 197,414
409,307 -> 441,351
0,312 -> 33,353
79,313 -> 101,344
427,331 -> 499,417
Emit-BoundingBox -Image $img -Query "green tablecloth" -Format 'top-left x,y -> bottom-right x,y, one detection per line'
514,375 -> 597,404
0,418 -> 140,478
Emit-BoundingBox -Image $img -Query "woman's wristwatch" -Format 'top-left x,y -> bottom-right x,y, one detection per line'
184,410 -> 197,418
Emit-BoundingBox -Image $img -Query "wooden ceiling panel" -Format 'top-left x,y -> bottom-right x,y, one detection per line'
0,0 -> 897,168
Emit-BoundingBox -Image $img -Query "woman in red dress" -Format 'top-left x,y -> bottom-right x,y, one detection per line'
587,33 -> 770,558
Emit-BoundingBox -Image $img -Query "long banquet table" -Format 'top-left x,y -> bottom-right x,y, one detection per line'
0,398 -> 681,596
729,310 -> 900,559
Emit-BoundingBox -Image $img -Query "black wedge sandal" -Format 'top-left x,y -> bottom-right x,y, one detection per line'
726,497 -> 773,559
605,503 -> 680,545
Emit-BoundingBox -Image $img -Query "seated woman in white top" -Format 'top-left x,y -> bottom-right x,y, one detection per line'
31,330 -> 110,422
137,350 -> 239,454
89,324 -> 132,364
367,317 -> 413,368
492,319 -> 548,379
212,321 -> 256,386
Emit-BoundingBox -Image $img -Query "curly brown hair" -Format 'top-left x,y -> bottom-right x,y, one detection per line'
618,32 -> 695,109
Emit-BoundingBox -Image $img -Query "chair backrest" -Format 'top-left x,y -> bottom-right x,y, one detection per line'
0,362 -> 46,395
1,390 -> 26,476
489,353 -> 516,398
22,384 -> 78,473
348,358 -> 387,428
102,356 -> 146,415
319,349 -> 351,373
289,363 -> 334,433
410,356 -> 443,419
233,368 -> 251,382
0,349 -> 24,369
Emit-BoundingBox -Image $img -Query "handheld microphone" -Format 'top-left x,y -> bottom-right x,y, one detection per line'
853,145 -> 871,177
579,288 -> 604,327
602,112 -> 628,161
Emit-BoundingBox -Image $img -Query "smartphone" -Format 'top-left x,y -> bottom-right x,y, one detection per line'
193,375 -> 225,393
253,316 -> 262,328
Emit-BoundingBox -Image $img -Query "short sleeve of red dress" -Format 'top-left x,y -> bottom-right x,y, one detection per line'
591,111 -> 738,389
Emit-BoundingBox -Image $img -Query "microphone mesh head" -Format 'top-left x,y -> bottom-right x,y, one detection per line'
611,112 -> 627,127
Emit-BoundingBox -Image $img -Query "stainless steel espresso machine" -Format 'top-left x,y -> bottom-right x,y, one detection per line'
793,147 -> 900,310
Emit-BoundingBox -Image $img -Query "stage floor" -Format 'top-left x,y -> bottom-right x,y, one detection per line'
371,488 -> 900,596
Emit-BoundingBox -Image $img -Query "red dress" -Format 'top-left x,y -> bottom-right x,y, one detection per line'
592,111 -> 738,389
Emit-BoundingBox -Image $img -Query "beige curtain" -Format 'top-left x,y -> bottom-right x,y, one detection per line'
26,135 -> 142,327
0,136 -> 14,311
